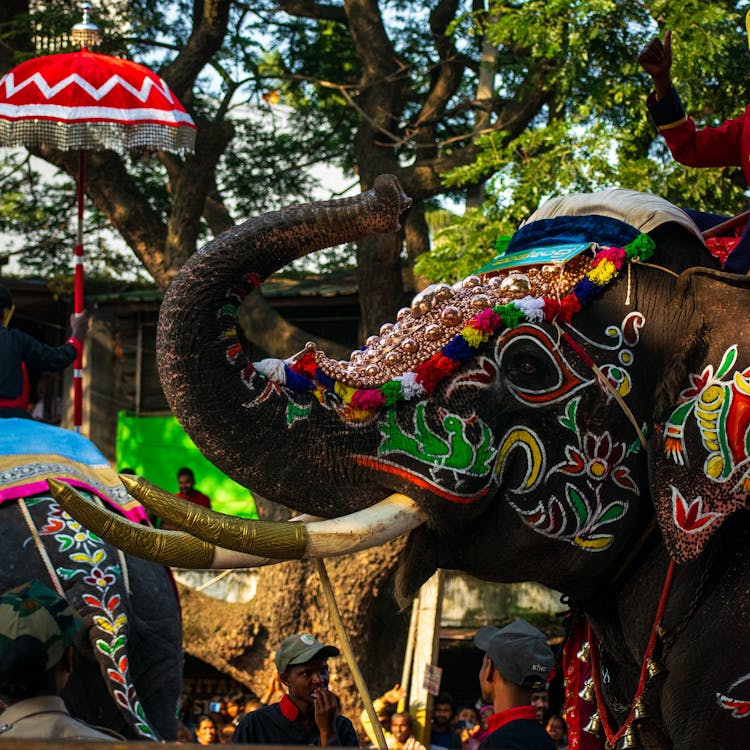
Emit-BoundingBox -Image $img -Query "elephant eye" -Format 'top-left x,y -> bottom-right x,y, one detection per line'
505,353 -> 540,378
500,338 -> 559,390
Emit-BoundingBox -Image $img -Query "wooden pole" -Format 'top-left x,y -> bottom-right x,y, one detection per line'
398,598 -> 419,712
315,558 -> 388,750
407,570 -> 444,747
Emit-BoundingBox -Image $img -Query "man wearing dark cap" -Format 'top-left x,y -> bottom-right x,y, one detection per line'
0,579 -> 121,741
0,284 -> 88,419
233,632 -> 358,746
474,620 -> 556,750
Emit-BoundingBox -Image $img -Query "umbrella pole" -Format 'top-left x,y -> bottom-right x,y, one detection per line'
73,149 -> 85,432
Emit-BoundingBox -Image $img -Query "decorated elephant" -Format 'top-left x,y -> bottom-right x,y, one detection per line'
53,176 -> 750,750
0,418 -> 181,740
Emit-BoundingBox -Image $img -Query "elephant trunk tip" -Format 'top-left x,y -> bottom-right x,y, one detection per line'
372,174 -> 413,227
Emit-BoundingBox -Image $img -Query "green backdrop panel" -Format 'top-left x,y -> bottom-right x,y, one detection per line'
116,411 -> 257,519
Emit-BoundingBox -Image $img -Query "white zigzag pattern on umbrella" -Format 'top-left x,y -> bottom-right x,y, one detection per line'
0,70 -> 178,105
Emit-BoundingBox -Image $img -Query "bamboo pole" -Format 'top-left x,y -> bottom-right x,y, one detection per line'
315,558 -> 388,750
398,597 -> 419,712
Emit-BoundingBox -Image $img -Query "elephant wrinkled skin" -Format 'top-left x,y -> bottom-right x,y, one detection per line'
54,177 -> 750,750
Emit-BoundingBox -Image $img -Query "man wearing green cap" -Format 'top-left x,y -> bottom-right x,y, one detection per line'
0,579 -> 121,741
233,632 -> 358,746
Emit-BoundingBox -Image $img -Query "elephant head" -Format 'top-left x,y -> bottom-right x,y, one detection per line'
52,179 -> 750,591
51,179 -> 750,748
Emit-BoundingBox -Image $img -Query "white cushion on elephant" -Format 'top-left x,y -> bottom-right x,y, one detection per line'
521,188 -> 706,245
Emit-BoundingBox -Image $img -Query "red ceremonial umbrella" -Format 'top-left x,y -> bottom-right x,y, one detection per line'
0,5 -> 196,430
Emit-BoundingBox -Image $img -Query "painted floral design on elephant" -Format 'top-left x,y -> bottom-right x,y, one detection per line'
505,396 -> 638,552
665,345 -> 750,491
30,496 -> 157,739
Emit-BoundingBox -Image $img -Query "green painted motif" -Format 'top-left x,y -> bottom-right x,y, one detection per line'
286,401 -> 312,426
379,403 -> 495,475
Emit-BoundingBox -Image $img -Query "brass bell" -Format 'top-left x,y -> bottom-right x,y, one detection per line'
621,724 -> 641,748
576,641 -> 591,663
633,696 -> 648,721
646,657 -> 665,678
578,678 -> 596,703
582,711 -> 602,736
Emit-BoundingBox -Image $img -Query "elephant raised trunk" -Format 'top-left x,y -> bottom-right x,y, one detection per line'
157,175 -> 411,511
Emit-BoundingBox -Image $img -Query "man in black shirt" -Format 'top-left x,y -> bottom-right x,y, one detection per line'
474,620 -> 555,750
233,633 -> 358,746
0,284 -> 87,419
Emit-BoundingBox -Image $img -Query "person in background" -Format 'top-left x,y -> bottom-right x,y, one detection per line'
0,580 -> 122,741
220,692 -> 246,743
474,619 -> 556,750
452,705 -> 478,746
0,284 -> 88,419
232,632 -> 358,746
196,714 -> 220,745
208,694 -> 227,738
429,694 -> 461,750
360,683 -> 405,747
463,704 -> 493,750
530,687 -> 549,724
175,720 -> 195,743
158,467 -> 213,530
637,27 -> 750,273
391,711 -> 426,750
259,672 -> 285,706
545,714 -> 568,749
177,467 -> 212,509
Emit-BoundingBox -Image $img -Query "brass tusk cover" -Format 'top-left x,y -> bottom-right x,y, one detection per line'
119,473 -> 308,560
47,479 -> 215,569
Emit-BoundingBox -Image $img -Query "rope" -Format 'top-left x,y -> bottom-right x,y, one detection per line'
17,498 -> 65,597
588,560 -> 676,745
557,325 -> 647,448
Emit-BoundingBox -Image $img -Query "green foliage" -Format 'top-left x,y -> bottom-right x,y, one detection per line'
417,1 -> 750,282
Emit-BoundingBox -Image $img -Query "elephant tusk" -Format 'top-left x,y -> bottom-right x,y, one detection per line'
120,473 -> 425,558
119,473 -> 309,560
47,479 -> 216,568
49,478 -> 425,567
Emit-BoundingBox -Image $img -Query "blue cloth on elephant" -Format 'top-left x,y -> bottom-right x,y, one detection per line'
505,215 -> 640,256
0,418 -> 148,524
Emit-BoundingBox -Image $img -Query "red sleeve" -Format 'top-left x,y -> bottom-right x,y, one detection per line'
646,86 -> 746,169
660,113 -> 745,170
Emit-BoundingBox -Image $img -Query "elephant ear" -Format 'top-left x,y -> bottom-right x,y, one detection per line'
650,268 -> 750,563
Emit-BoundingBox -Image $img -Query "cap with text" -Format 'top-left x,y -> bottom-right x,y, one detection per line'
474,619 -> 553,689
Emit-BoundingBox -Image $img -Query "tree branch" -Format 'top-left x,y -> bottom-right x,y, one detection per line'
158,0 -> 232,102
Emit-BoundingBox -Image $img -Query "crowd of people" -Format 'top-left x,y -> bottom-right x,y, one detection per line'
0,580 -> 567,748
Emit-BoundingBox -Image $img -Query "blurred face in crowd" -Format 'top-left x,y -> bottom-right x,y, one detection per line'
531,690 -> 548,723
178,472 -> 195,494
196,717 -> 217,745
432,702 -> 454,730
455,707 -> 478,729
391,714 -> 412,744
546,716 -> 566,743
226,699 -> 244,719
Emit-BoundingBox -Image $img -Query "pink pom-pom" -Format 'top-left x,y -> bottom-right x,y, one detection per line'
350,388 -> 386,409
